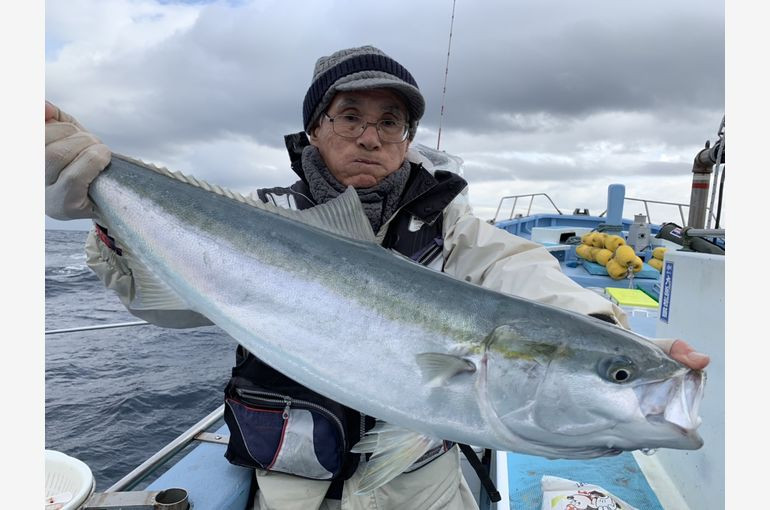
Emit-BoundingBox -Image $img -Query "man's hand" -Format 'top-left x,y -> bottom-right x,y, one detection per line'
45,101 -> 112,220
652,338 -> 710,370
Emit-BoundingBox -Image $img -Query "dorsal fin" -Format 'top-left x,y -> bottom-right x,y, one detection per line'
115,155 -> 376,243
250,186 -> 376,242
298,186 -> 376,242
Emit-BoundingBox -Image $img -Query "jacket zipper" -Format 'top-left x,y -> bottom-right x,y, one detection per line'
374,175 -> 459,242
235,388 -> 346,444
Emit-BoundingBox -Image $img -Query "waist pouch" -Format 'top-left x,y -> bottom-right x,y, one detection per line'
223,350 -> 362,481
223,349 -> 453,482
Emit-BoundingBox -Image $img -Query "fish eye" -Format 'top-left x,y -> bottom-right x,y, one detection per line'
597,356 -> 636,384
611,368 -> 631,382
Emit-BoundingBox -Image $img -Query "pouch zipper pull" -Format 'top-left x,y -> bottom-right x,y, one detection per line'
282,397 -> 292,419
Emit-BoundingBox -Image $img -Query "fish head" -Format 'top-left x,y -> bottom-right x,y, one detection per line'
480,319 -> 705,458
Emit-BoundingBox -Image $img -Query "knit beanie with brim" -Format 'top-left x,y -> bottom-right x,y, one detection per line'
303,45 -> 425,140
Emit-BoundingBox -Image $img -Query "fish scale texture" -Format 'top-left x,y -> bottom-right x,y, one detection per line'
506,451 -> 663,509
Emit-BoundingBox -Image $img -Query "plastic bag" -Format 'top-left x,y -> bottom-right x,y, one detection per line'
540,475 -> 638,510
407,143 -> 465,176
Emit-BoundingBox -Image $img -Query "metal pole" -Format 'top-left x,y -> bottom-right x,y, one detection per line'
45,321 -> 150,335
706,116 -> 725,229
106,405 -> 225,493
685,228 -> 725,238
492,200 -> 504,223
687,145 -> 718,228
680,228 -> 725,252
510,197 -> 519,219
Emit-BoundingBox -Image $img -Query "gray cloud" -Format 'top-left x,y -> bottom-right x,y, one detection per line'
45,0 -> 725,220
430,13 -> 724,133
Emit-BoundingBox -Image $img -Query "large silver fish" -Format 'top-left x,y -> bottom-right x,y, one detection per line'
88,154 -> 705,492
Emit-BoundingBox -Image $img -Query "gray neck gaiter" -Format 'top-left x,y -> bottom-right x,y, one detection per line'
301,145 -> 410,233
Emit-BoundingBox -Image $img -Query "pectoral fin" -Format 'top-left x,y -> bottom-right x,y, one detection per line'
351,421 -> 442,494
415,352 -> 476,388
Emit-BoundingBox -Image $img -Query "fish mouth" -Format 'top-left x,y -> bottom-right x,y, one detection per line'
635,369 -> 706,448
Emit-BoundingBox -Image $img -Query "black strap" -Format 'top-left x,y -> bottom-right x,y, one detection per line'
326,478 -> 344,500
410,236 -> 444,266
458,443 -> 501,503
283,131 -> 311,185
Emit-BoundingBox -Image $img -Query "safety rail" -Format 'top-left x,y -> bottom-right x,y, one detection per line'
491,193 -> 563,223
490,193 -> 715,228
599,197 -> 715,227
45,320 -> 151,335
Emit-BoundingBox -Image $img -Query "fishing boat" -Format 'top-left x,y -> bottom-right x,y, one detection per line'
44,119 -> 725,510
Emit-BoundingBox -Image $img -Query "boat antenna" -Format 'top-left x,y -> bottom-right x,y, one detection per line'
436,0 -> 457,151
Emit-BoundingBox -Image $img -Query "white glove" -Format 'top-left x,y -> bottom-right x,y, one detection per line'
650,338 -> 709,370
45,101 -> 112,220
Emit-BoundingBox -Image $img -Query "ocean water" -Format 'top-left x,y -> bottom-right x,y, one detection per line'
45,229 -> 239,491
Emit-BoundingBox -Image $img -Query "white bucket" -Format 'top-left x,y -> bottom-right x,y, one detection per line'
45,450 -> 95,510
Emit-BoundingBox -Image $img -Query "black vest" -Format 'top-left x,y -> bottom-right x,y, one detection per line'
224,132 -> 467,490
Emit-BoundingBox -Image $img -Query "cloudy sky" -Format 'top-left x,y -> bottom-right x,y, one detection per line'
44,0 -> 725,230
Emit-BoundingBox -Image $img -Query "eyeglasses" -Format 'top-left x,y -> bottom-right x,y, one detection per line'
323,112 -> 409,143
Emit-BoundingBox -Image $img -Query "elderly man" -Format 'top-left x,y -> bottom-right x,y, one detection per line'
45,45 -> 708,510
